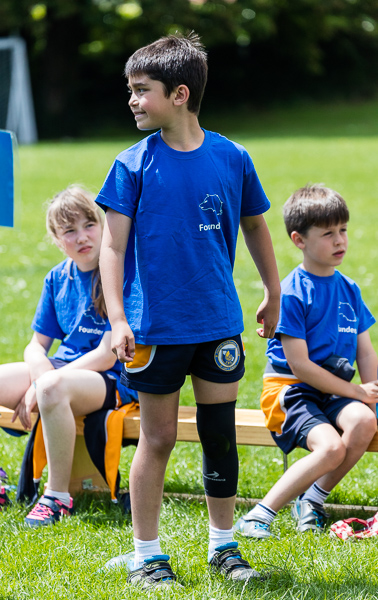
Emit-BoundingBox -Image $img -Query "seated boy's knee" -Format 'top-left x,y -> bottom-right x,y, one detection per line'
341,402 -> 377,437
359,406 -> 377,435
367,409 -> 378,437
325,439 -> 346,468
309,432 -> 346,467
355,407 -> 377,440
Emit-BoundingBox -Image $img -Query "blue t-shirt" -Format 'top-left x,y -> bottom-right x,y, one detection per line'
32,259 -> 137,404
267,266 -> 376,373
96,129 -> 270,344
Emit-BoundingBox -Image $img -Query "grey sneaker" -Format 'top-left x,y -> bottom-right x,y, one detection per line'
234,516 -> 277,539
291,498 -> 329,533
126,554 -> 180,590
209,542 -> 263,581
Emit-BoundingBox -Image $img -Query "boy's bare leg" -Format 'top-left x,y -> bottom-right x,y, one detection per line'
36,369 -> 109,492
191,376 -> 238,529
262,423 -> 346,512
315,401 -> 377,492
129,390 -> 180,540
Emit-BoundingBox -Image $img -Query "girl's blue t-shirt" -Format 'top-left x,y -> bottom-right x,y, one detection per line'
32,259 -> 136,404
96,129 -> 271,344
266,266 -> 376,371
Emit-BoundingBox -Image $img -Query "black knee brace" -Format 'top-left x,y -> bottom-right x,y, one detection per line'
196,400 -> 238,498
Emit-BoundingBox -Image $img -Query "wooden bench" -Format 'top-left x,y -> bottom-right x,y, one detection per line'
1,405 -> 378,495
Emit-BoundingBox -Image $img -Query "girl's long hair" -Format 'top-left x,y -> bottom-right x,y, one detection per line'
46,185 -> 107,318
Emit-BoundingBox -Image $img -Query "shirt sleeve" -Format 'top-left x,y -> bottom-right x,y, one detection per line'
240,151 -> 271,217
96,158 -> 140,219
357,290 -> 376,334
275,292 -> 307,341
31,273 -> 65,340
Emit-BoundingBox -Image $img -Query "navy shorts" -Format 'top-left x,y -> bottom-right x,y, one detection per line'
121,335 -> 245,394
272,384 -> 361,454
48,358 -> 118,410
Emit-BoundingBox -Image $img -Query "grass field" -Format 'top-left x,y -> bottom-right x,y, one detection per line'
1,99 -> 378,598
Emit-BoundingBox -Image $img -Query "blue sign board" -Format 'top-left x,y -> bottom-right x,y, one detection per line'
0,130 -> 18,227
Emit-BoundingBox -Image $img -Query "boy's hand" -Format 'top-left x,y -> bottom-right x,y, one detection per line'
359,380 -> 378,404
256,295 -> 280,339
111,321 -> 135,363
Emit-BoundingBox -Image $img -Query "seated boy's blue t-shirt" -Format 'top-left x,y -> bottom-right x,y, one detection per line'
267,266 -> 376,375
32,259 -> 136,404
96,129 -> 270,345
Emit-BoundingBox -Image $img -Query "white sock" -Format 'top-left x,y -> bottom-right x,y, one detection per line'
244,502 -> 277,525
133,537 -> 163,570
301,483 -> 330,508
44,489 -> 71,507
208,525 -> 234,561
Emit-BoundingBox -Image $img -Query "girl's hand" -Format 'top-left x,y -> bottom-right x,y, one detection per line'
359,380 -> 378,404
12,384 -> 37,430
111,321 -> 135,363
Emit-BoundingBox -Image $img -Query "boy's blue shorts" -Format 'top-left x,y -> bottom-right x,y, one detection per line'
121,334 -> 245,394
271,384 -> 361,454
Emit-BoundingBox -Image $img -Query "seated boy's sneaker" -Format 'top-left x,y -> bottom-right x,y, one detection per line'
291,498 -> 329,533
126,554 -> 180,590
25,495 -> 74,527
0,486 -> 10,511
234,516 -> 277,540
209,542 -> 262,581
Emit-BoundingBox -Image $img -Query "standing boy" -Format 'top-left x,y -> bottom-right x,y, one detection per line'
235,184 -> 378,539
97,33 -> 280,589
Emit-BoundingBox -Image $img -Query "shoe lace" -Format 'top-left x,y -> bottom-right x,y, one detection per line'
254,521 -> 269,531
28,502 -> 53,518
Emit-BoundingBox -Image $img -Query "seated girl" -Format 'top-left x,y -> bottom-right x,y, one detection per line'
0,185 -> 136,525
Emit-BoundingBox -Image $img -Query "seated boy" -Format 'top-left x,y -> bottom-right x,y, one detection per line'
97,32 -> 280,588
235,184 -> 378,538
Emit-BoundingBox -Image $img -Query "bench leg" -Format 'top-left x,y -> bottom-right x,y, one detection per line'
68,436 -> 109,496
283,452 -> 288,473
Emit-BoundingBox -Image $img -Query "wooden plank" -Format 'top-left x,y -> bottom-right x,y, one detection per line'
0,406 -> 37,431
121,405 -> 378,450
1,404 -> 378,451
0,407 -> 86,436
367,436 -> 378,453
160,492 -> 378,514
122,406 -> 277,447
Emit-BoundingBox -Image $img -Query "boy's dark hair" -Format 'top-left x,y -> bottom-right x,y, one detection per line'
283,184 -> 350,236
125,31 -> 208,115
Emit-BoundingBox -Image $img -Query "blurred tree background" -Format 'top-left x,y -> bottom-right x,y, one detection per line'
1,0 -> 377,138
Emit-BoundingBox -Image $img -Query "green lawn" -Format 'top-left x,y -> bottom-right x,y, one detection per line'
1,100 -> 378,598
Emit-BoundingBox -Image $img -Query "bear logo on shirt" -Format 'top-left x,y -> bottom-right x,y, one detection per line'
83,303 -> 107,326
338,302 -> 357,334
339,302 -> 357,323
199,194 -> 223,216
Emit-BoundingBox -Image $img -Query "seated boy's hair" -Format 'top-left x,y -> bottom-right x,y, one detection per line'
283,183 -> 349,236
125,31 -> 208,115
